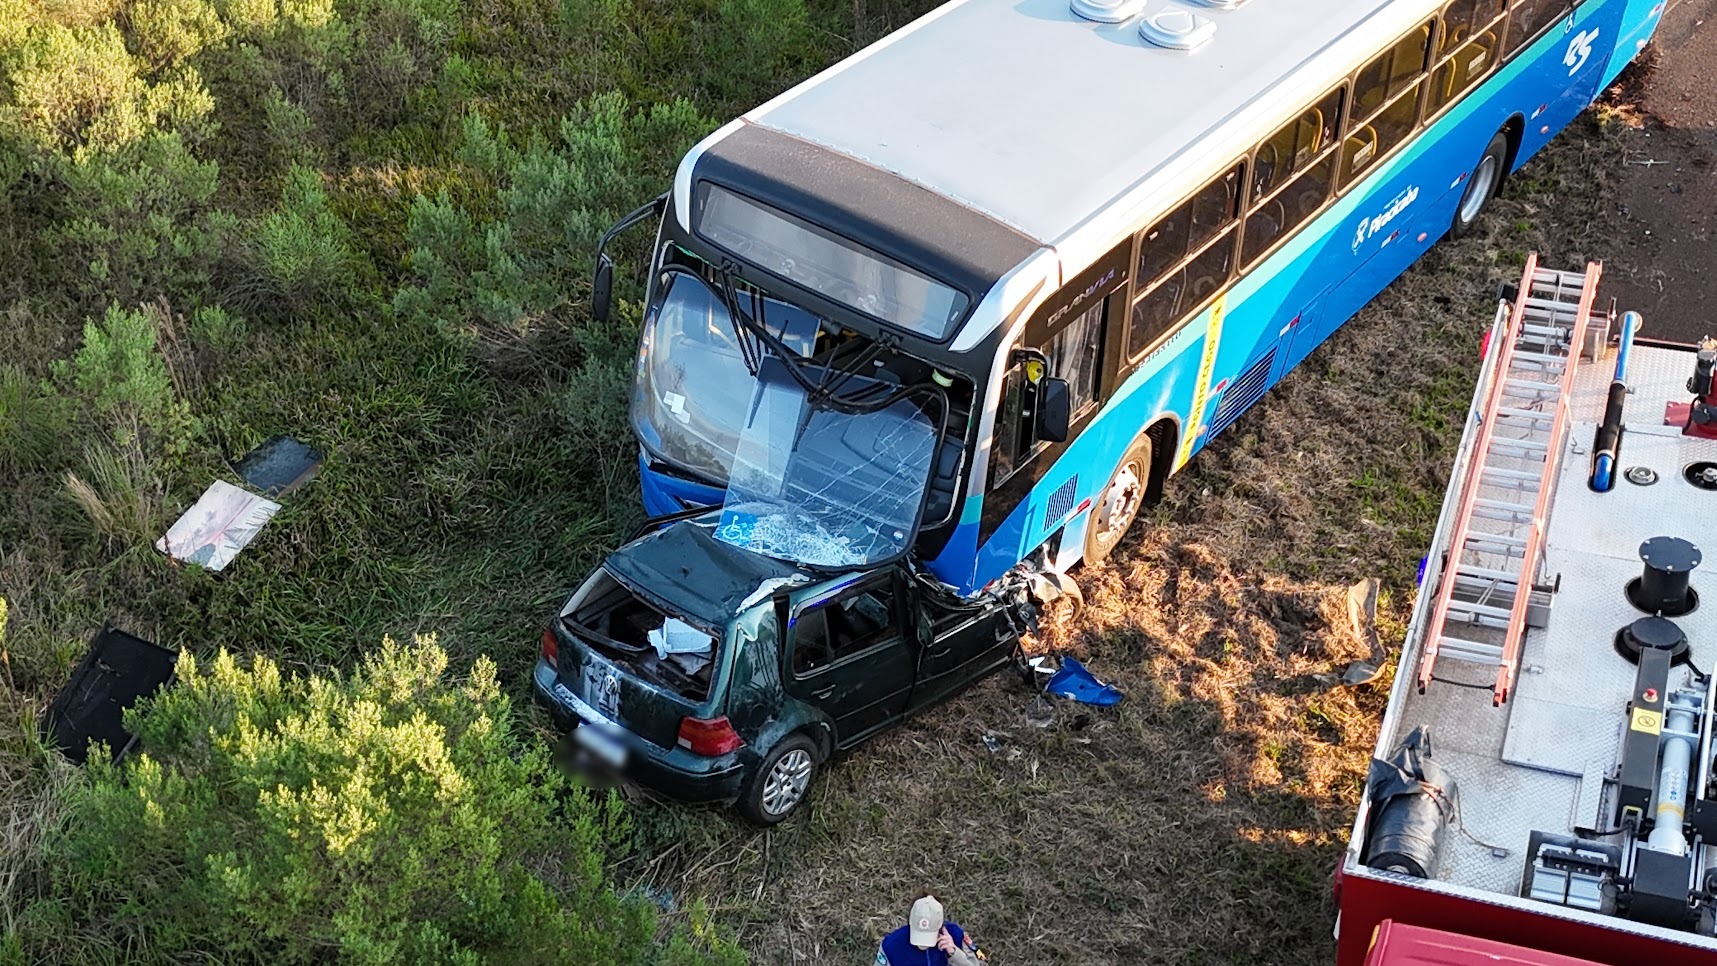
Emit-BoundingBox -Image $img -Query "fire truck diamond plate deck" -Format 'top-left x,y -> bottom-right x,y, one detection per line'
1340,258 -> 1717,964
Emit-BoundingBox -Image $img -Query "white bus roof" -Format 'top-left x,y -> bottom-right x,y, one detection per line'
741,0 -> 1429,249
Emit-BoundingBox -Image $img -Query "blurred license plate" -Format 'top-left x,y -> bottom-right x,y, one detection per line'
574,723 -> 627,767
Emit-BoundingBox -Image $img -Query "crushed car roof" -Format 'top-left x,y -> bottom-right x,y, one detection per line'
605,519 -> 810,621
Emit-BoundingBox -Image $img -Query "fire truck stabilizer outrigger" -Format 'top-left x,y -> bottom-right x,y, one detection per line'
1337,255 -> 1717,964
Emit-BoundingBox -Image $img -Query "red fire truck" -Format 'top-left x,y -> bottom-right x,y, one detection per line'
1336,257 -> 1717,965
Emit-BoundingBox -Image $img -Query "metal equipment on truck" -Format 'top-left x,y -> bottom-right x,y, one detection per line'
1336,256 -> 1717,964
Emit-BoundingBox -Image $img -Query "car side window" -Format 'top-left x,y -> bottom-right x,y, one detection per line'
790,584 -> 900,676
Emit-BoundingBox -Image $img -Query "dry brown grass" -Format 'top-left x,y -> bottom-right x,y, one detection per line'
621,113 -> 1635,965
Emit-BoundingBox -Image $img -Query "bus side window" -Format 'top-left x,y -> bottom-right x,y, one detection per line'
1243,86 -> 1344,268
1251,88 -> 1343,200
1137,167 -> 1240,287
1438,0 -> 1504,57
1128,163 -> 1242,360
1428,0 -> 1505,113
1504,0 -> 1571,56
1340,23 -> 1432,187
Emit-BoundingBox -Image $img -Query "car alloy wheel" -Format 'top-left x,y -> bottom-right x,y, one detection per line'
761,747 -> 813,817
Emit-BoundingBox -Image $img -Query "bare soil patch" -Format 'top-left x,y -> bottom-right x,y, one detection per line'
1597,0 -> 1717,344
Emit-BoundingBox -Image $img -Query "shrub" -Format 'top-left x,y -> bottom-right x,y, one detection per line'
187,303 -> 247,356
394,94 -> 711,342
0,0 -> 34,49
60,304 -> 198,451
704,0 -> 814,106
0,368 -> 70,475
48,132 -> 236,310
129,0 -> 232,71
556,313 -> 642,500
260,87 -> 317,164
23,637 -> 743,965
0,22 -> 214,154
249,164 -> 361,308
0,596 -> 82,950
339,0 -> 460,125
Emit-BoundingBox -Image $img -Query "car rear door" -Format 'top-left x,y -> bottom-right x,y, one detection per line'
781,572 -> 914,747
909,595 -> 1014,713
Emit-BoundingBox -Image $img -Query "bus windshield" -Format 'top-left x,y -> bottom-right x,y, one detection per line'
696,184 -> 970,339
632,270 -> 819,481
714,359 -> 938,569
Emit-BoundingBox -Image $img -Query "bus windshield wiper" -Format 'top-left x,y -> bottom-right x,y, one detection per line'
714,269 -> 944,419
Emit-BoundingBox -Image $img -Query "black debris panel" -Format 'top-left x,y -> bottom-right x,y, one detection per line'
44,626 -> 177,764
1362,725 -> 1456,879
233,435 -> 324,498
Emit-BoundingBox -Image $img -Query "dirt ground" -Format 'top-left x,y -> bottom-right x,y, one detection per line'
617,22 -> 1717,966
1599,0 -> 1717,343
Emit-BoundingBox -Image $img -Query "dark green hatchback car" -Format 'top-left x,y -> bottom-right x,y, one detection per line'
533,518 -> 1018,823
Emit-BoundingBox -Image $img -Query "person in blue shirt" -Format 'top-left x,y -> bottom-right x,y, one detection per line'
875,893 -> 980,966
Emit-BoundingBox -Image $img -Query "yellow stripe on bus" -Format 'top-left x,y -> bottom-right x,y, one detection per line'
1173,294 -> 1226,471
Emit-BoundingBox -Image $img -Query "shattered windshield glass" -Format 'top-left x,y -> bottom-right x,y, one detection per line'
632,270 -> 818,481
714,359 -> 938,568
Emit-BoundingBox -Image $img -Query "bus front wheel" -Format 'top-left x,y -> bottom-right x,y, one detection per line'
1450,131 -> 1509,238
1084,435 -> 1152,565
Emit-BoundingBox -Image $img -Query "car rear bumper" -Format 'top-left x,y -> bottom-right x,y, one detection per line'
531,659 -> 747,805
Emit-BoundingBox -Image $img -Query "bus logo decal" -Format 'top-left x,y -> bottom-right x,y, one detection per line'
1351,185 -> 1419,253
1564,27 -> 1598,74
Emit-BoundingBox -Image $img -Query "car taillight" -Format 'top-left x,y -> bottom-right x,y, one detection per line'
541,627 -> 559,667
676,716 -> 743,756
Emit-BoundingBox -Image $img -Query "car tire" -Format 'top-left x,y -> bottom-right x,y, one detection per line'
1450,131 -> 1509,239
737,733 -> 819,826
1083,434 -> 1153,566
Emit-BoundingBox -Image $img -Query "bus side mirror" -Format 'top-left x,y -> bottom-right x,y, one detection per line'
592,254 -> 615,324
1035,377 -> 1071,443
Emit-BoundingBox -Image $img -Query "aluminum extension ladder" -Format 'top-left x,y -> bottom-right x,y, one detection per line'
1414,255 -> 1602,704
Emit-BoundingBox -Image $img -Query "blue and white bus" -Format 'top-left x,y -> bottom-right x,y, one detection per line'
599,0 -> 1661,596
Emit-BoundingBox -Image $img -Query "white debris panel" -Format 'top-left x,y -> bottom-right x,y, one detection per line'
156,480 -> 280,572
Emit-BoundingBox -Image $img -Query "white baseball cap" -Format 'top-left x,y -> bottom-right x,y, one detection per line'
909,895 -> 944,947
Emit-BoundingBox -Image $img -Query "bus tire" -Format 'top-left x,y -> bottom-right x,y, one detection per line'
1450,131 -> 1508,238
1084,435 -> 1152,566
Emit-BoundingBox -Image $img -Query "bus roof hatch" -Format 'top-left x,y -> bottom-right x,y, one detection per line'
1138,10 -> 1216,50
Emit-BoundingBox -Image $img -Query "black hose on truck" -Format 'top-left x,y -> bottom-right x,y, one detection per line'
1362,726 -> 1455,878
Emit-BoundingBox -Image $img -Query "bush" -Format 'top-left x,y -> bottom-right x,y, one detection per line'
47,132 -> 237,310
556,312 -> 643,502
704,0 -> 814,106
0,0 -> 34,49
59,304 -> 198,451
394,94 -> 711,342
339,0 -> 461,125
249,164 -> 362,309
187,303 -> 247,356
0,368 -> 70,475
129,0 -> 232,71
20,637 -> 743,965
0,22 -> 213,154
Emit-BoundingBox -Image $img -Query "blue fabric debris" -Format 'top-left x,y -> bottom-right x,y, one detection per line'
1045,656 -> 1123,707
